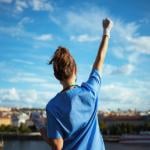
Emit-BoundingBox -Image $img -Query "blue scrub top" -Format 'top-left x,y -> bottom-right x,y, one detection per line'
46,69 -> 105,150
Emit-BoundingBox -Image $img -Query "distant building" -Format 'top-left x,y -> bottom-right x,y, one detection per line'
0,108 -> 12,126
0,114 -> 12,126
25,119 -> 34,127
101,115 -> 145,127
11,113 -> 29,127
0,107 -> 11,112
98,109 -> 150,129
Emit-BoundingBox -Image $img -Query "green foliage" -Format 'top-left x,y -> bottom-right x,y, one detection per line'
19,123 -> 31,133
100,121 -> 107,134
0,124 -> 31,133
99,121 -> 149,135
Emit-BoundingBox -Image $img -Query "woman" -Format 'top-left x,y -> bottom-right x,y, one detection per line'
31,18 -> 113,150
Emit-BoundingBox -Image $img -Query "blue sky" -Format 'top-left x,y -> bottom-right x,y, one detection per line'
0,0 -> 150,111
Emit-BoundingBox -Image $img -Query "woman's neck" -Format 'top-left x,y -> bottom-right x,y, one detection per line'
62,81 -> 76,90
60,73 -> 77,90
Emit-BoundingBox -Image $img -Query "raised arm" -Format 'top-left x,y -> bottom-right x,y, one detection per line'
93,18 -> 113,74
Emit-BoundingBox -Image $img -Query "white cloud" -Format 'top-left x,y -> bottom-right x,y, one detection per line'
12,59 -> 34,65
50,6 -> 107,34
39,83 -> 61,91
112,21 -> 139,41
6,71 -> 61,91
0,17 -> 53,45
18,17 -> 33,27
112,20 -> 150,55
128,36 -> 150,54
111,47 -> 125,59
0,17 -> 33,39
8,72 -> 47,84
120,64 -> 134,75
139,18 -> 150,24
31,0 -> 53,12
65,8 -> 107,34
0,88 -> 57,107
104,64 -> 134,76
0,0 -> 12,3
21,89 -> 38,102
100,82 -> 150,110
0,88 -> 20,101
13,0 -> 53,13
34,34 -> 53,41
70,34 -> 99,42
128,52 -> 140,64
0,81 -> 149,109
101,84 -> 138,102
15,0 -> 28,12
0,25 -> 28,38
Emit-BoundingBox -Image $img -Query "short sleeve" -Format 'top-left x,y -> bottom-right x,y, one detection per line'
81,69 -> 101,96
46,110 -> 63,139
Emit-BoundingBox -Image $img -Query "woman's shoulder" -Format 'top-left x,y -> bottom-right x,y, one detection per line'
46,94 -> 60,111
46,91 -> 70,108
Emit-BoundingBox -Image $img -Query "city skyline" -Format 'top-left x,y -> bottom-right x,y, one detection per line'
0,0 -> 150,110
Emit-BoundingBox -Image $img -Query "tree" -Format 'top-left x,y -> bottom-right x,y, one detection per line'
19,123 -> 31,133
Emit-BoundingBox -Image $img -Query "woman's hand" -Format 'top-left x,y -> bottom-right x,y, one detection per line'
103,18 -> 113,38
31,112 -> 46,130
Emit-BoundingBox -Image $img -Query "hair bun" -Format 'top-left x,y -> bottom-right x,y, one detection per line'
49,46 -> 77,81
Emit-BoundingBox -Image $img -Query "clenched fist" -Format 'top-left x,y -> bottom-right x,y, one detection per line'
31,112 -> 46,130
103,18 -> 113,37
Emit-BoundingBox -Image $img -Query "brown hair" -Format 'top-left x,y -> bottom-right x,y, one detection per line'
49,46 -> 77,81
